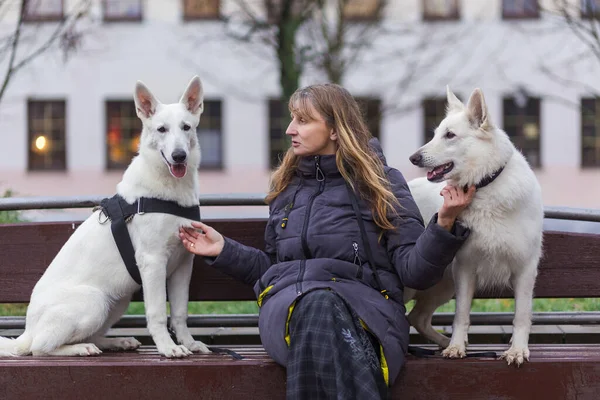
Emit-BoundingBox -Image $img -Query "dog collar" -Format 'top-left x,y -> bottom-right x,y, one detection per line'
475,166 -> 505,190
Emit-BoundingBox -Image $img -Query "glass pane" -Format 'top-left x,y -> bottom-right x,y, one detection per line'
26,0 -> 62,16
28,100 -> 66,171
106,101 -> 142,169
503,0 -> 537,16
424,0 -> 457,17
104,0 -> 142,18
343,0 -> 380,19
184,0 -> 220,18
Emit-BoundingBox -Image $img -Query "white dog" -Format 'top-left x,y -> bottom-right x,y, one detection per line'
404,87 -> 544,366
0,76 -> 210,358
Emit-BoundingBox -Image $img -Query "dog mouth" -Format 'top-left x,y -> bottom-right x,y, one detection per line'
427,162 -> 454,182
161,151 -> 187,178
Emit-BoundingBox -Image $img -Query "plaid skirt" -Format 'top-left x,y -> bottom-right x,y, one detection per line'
286,289 -> 389,400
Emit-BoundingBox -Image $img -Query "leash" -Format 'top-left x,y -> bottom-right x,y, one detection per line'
95,194 -> 201,285
408,345 -> 497,359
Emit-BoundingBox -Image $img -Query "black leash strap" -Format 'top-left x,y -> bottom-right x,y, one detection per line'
346,184 -> 389,299
210,347 -> 245,360
408,345 -> 497,359
97,194 -> 201,285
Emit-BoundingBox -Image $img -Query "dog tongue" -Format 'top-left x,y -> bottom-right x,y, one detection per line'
170,163 -> 187,178
427,165 -> 445,180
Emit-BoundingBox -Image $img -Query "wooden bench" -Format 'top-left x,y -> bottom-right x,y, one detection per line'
2,219 -> 600,399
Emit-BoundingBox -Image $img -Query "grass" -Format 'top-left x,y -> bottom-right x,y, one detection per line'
1,298 -> 598,317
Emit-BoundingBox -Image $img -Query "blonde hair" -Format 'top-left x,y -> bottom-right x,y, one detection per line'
266,83 -> 399,232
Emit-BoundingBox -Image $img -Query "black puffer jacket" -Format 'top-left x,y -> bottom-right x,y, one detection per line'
206,138 -> 469,385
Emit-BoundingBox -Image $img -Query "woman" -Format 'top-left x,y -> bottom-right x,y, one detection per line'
179,83 -> 475,399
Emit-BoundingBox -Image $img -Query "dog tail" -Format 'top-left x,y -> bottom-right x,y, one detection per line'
0,333 -> 32,356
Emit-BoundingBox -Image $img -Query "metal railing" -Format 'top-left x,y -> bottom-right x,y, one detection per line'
2,194 -> 600,222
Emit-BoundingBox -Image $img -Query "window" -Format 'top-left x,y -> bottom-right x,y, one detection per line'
103,0 -> 143,22
23,0 -> 63,22
423,0 -> 460,21
343,0 -> 382,20
27,100 -> 67,171
355,97 -> 381,139
582,0 -> 600,18
502,0 -> 539,19
581,98 -> 600,167
503,96 -> 541,168
105,101 -> 143,169
197,100 -> 223,169
183,0 -> 220,20
422,97 -> 453,145
269,99 -> 290,169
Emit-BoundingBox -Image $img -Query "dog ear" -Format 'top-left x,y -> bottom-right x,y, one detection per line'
446,85 -> 464,114
466,88 -> 492,131
134,81 -> 160,120
180,76 -> 204,115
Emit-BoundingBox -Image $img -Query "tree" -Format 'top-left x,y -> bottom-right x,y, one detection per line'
531,0 -> 600,100
0,0 -> 92,107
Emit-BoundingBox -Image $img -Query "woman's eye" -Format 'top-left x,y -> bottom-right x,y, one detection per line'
445,131 -> 456,139
157,126 -> 167,133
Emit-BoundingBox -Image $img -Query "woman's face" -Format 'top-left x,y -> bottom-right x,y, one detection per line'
286,101 -> 337,157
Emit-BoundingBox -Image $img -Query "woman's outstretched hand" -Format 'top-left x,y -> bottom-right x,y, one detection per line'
437,185 -> 476,231
179,221 -> 225,257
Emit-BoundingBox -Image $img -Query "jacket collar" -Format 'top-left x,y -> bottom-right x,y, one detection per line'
297,154 -> 339,179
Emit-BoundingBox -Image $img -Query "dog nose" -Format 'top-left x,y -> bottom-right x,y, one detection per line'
172,149 -> 187,163
409,152 -> 422,166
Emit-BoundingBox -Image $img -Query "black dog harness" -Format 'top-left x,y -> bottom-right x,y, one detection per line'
96,194 -> 201,285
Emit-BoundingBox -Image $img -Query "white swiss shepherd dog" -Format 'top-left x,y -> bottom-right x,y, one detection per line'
0,76 -> 210,358
404,86 -> 544,366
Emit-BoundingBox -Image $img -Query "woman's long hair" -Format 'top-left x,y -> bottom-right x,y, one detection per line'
266,83 -> 399,232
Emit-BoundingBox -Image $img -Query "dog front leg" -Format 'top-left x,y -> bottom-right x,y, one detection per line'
139,254 -> 191,358
168,254 -> 210,353
502,265 -> 537,366
442,264 -> 476,359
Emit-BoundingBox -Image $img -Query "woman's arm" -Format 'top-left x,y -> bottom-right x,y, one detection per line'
179,218 -> 277,287
385,168 -> 472,290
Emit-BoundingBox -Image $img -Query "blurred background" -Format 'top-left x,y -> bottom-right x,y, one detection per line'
2,0 -> 600,316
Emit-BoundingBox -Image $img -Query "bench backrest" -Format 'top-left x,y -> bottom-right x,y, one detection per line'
0,220 -> 599,303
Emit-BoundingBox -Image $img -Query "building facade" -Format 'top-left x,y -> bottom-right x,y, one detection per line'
1,0 -> 600,221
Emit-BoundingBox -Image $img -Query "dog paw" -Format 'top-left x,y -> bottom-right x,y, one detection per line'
112,337 -> 142,351
184,340 -> 211,354
501,346 -> 529,366
158,344 -> 192,358
73,343 -> 102,356
442,344 -> 466,359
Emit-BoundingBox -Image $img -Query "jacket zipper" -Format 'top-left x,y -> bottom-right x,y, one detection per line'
353,241 -> 363,279
296,155 -> 325,295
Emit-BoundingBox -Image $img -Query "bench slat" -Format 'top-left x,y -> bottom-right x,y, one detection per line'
0,344 -> 599,399
1,221 -> 599,303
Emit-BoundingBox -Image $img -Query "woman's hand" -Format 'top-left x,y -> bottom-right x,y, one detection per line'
437,185 -> 476,231
178,221 -> 225,257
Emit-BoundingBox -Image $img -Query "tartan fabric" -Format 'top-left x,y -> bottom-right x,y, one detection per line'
286,290 -> 389,400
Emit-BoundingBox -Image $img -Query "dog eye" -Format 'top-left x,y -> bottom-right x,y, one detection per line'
157,126 -> 167,133
445,131 -> 456,139
182,124 -> 191,131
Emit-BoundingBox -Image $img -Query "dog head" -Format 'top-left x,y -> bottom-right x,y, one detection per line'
133,76 -> 203,179
409,86 -> 513,187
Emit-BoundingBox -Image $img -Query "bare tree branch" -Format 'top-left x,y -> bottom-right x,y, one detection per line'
0,0 -> 92,106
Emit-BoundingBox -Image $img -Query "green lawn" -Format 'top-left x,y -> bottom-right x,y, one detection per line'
1,298 -> 598,317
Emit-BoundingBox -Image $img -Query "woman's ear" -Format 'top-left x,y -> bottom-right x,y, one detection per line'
330,129 -> 337,141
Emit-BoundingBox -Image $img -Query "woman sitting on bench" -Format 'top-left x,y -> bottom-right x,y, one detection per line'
179,83 -> 474,400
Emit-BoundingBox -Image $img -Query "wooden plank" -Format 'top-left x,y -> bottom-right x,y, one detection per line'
0,345 -> 599,399
1,221 -> 600,302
